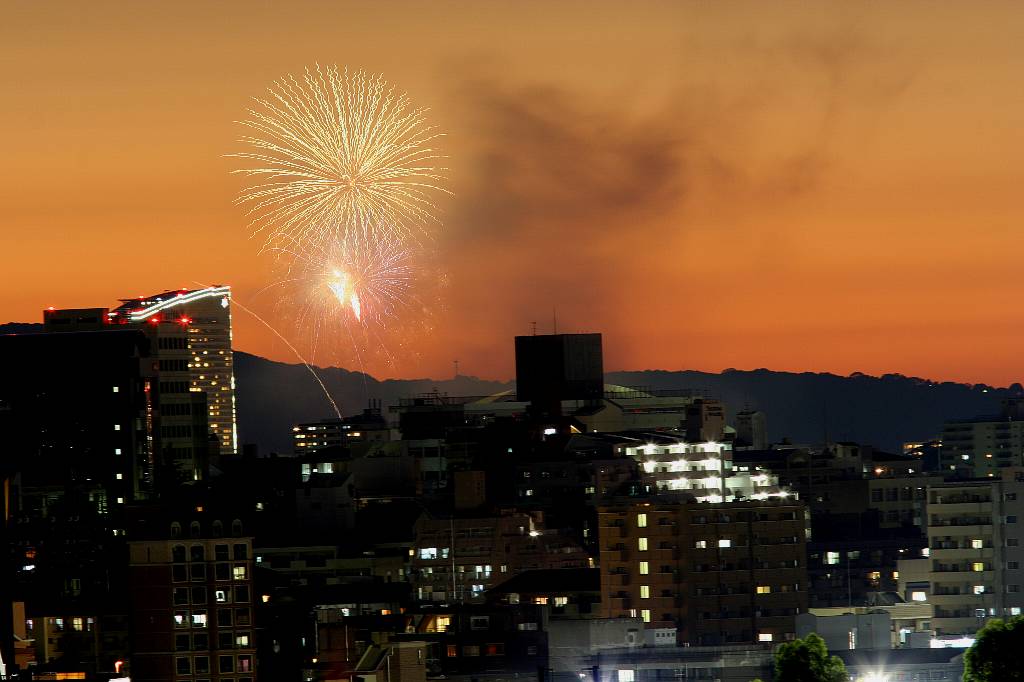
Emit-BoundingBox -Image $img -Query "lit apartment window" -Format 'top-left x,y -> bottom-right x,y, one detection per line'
638,537 -> 648,551
973,563 -> 985,572
718,539 -> 731,548
911,591 -> 927,602
640,585 -> 650,599
826,551 -> 840,565
695,540 -> 707,549
112,386 -> 119,393
618,671 -> 635,682
639,561 -> 649,575
972,539 -> 984,549
637,513 -> 647,528
116,473 -> 123,480
116,497 -> 124,504
758,633 -> 774,642
114,424 -> 121,431
973,585 -> 986,595
641,609 -> 651,623
756,586 -> 771,594
114,448 -> 122,455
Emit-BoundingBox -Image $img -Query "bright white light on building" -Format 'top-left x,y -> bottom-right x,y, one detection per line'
930,636 -> 975,648
859,673 -> 890,682
543,427 -> 557,436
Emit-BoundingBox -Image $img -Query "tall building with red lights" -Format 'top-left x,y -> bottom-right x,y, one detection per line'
110,286 -> 238,458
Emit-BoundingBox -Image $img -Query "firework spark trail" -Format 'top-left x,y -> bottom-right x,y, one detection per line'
232,65 -> 448,256
195,281 -> 342,418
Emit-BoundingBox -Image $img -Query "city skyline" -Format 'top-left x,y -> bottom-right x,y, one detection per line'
5,2 -> 1024,385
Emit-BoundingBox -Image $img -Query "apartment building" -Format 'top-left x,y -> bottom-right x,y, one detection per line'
598,498 -> 809,646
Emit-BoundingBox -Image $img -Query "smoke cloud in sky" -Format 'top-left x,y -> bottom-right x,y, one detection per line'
438,29 -> 915,373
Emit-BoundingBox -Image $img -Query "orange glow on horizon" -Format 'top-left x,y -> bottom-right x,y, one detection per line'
3,2 -> 1024,385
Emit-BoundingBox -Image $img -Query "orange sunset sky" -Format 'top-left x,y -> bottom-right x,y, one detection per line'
3,1 -> 1024,384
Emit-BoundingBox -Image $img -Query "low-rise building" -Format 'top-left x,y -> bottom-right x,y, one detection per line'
411,511 -> 590,603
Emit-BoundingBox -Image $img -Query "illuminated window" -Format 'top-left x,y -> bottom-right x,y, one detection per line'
233,565 -> 247,580
972,539 -> 984,549
756,586 -> 771,594
114,424 -> 121,431
641,609 -> 651,623
115,473 -> 123,480
637,513 -> 647,528
112,386 -> 119,393
638,537 -> 648,551
695,540 -> 707,549
72,617 -> 83,632
911,591 -> 927,602
759,633 -> 774,642
114,448 -> 121,455
640,585 -> 650,599
826,551 -> 840,565
973,585 -> 986,595
618,671 -> 635,682
718,539 -> 731,548
639,561 -> 649,575
973,563 -> 985,572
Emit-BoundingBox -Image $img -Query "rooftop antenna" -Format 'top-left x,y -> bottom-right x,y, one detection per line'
453,359 -> 460,378
531,321 -> 537,336
553,307 -> 558,335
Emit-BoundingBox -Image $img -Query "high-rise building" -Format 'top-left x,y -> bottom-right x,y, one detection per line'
923,471 -> 1024,636
598,498 -> 809,645
0,329 -> 157,507
44,303 -> 218,479
941,399 -> 1024,477
110,286 -> 238,457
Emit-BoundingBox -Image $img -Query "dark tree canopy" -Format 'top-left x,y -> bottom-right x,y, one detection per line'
773,633 -> 847,682
963,616 -> 1024,681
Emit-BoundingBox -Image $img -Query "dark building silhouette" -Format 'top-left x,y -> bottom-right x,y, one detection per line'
514,333 -> 604,413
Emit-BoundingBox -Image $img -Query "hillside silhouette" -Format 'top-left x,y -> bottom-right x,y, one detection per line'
3,324 -> 1017,454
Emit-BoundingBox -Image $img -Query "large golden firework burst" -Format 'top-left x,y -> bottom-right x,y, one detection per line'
232,65 -> 448,255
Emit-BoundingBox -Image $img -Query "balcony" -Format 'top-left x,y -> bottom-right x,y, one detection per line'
930,547 -> 993,560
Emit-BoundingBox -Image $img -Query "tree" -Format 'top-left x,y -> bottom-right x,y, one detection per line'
773,633 -> 847,682
963,616 -> 1024,681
